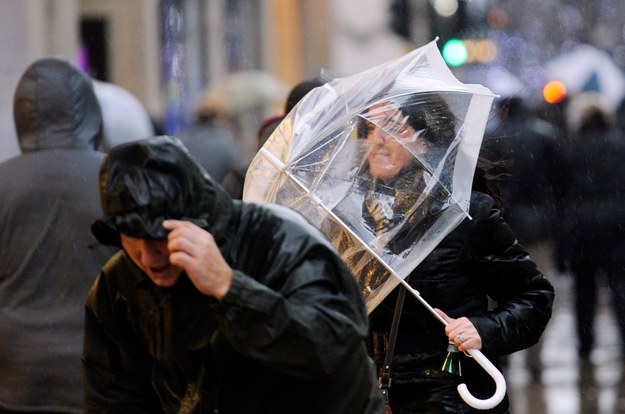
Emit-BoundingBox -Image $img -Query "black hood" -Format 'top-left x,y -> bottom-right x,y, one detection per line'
13,56 -> 103,152
92,136 -> 237,247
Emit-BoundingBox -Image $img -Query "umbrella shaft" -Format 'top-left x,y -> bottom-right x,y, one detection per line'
396,276 -> 448,326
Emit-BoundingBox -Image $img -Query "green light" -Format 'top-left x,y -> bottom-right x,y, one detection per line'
442,39 -> 468,67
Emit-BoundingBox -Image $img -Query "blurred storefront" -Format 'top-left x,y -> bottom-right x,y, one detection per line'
2,0 -> 625,162
0,0 -> 423,162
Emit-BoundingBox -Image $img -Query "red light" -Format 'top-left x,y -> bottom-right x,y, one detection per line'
543,81 -> 567,104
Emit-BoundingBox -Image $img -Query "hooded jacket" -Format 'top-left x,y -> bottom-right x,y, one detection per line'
82,137 -> 384,413
0,57 -> 115,412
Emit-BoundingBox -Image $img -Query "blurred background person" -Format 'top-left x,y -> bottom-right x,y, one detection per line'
0,57 -> 116,413
257,77 -> 327,148
558,91 -> 625,361
178,70 -> 287,198
92,79 -> 156,152
176,94 -> 247,199
481,95 -> 563,379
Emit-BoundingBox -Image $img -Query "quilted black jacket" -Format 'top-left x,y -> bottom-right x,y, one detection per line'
369,191 -> 555,412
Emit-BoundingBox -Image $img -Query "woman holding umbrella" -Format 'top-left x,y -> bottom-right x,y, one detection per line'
359,92 -> 555,413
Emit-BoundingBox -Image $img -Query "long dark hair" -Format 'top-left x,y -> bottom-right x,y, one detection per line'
474,134 -> 505,209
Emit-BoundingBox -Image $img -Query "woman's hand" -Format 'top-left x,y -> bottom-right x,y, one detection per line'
435,308 -> 482,352
163,219 -> 233,300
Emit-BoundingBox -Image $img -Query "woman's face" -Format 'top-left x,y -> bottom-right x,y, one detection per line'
364,103 -> 422,180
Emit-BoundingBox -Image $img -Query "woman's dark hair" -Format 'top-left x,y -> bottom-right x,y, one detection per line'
473,134 -> 505,209
356,92 -> 457,148
284,78 -> 325,114
356,86 -> 503,207
396,93 -> 457,146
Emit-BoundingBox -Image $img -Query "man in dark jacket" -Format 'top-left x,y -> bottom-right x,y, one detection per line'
0,57 -> 116,413
82,136 -> 384,413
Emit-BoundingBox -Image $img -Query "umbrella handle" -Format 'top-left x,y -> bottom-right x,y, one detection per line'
397,278 -> 506,410
457,348 -> 507,410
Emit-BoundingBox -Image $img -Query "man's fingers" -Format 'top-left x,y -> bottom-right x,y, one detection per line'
167,235 -> 196,256
163,219 -> 183,230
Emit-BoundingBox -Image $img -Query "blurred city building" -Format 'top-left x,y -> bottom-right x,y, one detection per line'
2,0 -> 625,163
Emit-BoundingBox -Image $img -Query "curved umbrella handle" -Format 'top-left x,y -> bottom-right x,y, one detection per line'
458,348 -> 507,410
396,278 -> 507,410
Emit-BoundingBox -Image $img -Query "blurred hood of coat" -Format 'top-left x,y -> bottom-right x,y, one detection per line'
91,136 -> 237,248
566,91 -> 615,134
93,80 -> 154,152
13,56 -> 103,152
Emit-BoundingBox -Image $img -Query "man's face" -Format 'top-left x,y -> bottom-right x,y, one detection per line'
365,103 -> 419,180
120,234 -> 184,287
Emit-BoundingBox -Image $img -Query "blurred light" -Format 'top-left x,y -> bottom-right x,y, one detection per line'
464,39 -> 497,63
543,81 -> 567,104
443,39 -> 497,66
431,0 -> 458,18
486,7 -> 508,29
442,39 -> 468,67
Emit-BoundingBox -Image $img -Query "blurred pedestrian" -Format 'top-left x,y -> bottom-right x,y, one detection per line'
481,96 -> 563,378
559,92 -> 625,360
83,136 -> 384,413
92,79 -> 155,152
0,57 -> 116,413
257,77 -> 326,148
196,70 -> 288,171
176,93 -> 247,199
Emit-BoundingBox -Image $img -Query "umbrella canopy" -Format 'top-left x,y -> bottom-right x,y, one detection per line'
244,40 -> 495,312
544,44 -> 625,110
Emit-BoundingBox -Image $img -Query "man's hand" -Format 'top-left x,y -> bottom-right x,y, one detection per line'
435,308 -> 482,352
163,219 -> 233,300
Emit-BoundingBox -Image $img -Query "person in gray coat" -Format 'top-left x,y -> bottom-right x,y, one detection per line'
0,57 -> 117,413
82,136 -> 384,414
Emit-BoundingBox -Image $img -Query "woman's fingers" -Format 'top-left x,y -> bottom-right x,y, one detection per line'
435,308 -> 482,351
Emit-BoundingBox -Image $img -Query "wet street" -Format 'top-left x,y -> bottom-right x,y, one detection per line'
506,274 -> 625,414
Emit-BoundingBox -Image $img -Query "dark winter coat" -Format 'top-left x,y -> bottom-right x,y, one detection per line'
558,125 -> 625,268
82,137 -> 384,414
0,57 -> 115,412
369,191 -> 555,413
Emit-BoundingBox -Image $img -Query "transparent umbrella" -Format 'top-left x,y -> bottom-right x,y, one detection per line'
243,40 -> 504,409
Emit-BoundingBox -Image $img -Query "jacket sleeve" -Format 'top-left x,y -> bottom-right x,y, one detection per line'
212,234 -> 371,381
82,275 -> 163,414
463,196 -> 555,357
